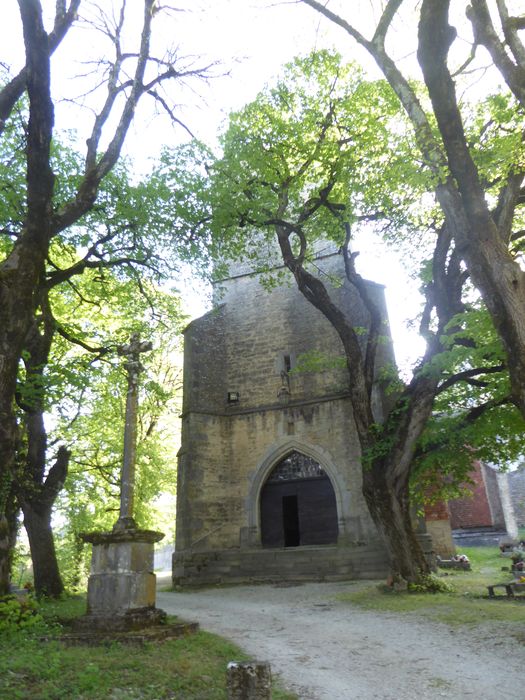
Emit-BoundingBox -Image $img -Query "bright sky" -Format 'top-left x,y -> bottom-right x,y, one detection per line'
3,0 -> 470,372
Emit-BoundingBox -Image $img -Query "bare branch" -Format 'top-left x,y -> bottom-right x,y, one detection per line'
493,171 -> 525,243
0,0 -> 81,136
146,88 -> 196,138
467,0 -> 525,108
372,0 -> 405,48
342,222 -> 382,396
495,0 -> 525,68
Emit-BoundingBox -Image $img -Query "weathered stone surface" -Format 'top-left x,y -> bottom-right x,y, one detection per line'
226,661 -> 271,700
86,570 -> 157,614
62,620 -> 198,646
424,500 -> 456,557
509,466 -> 525,527
175,249 -> 416,584
81,528 -> 164,545
73,605 -> 167,632
173,543 -> 390,587
85,530 -> 162,616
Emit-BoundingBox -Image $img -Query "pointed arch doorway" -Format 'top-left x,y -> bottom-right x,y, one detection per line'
260,451 -> 339,547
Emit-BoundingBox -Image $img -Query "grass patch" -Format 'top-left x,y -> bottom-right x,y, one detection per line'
0,595 -> 297,700
337,546 -> 525,628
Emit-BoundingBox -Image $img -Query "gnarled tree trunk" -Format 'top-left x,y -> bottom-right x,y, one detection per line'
18,393 -> 70,597
0,488 -> 19,595
301,0 -> 525,422
276,226 -> 440,582
418,0 -> 525,417
22,499 -> 63,598
363,461 -> 429,581
0,0 -> 55,594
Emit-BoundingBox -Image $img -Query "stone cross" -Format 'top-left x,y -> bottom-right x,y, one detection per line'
113,333 -> 152,532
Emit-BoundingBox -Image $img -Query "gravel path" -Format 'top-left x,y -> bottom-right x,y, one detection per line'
157,580 -> 524,700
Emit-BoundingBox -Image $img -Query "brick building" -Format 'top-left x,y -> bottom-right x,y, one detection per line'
173,249 -> 426,585
445,461 -> 518,546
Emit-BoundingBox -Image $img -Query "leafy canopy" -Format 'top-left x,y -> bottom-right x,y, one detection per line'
158,50 -> 426,279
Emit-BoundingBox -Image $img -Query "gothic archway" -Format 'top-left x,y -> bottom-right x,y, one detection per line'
260,450 -> 339,547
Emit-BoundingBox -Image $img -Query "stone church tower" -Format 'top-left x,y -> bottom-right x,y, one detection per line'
173,247 -> 396,585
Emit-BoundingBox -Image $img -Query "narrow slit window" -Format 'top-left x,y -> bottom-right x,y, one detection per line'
284,354 -> 292,373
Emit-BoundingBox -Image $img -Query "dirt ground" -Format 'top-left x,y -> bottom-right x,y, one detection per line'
157,579 -> 524,700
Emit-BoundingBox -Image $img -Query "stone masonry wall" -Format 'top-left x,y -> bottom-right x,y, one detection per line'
175,251 -> 395,581
508,466 -> 525,527
483,463 -> 505,528
424,500 -> 455,557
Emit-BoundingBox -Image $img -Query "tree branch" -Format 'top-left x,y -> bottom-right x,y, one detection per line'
436,364 -> 506,394
0,0 -> 80,136
467,0 -> 525,108
496,0 -> 525,66
55,324 -> 110,355
342,222 -> 382,396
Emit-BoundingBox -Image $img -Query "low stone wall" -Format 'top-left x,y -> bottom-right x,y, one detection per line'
452,527 -> 509,547
173,542 -> 389,587
173,533 -> 434,587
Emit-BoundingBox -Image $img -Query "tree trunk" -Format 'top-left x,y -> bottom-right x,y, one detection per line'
0,0 -> 55,596
363,465 -> 429,582
275,227 -> 439,582
0,516 -> 13,595
0,446 -> 17,595
302,0 -> 525,418
418,0 -> 525,418
22,500 -> 64,598
19,441 -> 69,598
0,488 -> 21,595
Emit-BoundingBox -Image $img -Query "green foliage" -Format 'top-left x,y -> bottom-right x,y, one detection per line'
0,595 -> 42,633
0,105 -> 27,253
160,50 -> 425,279
0,597 -> 298,699
0,113 -> 188,587
156,49 -> 525,511
413,305 -> 525,501
408,573 -> 455,594
292,349 -> 346,373
45,276 -> 183,586
338,547 -> 524,628
467,93 -> 525,199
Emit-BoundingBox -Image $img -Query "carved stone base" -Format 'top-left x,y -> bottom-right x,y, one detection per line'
80,528 -> 165,620
73,605 -> 167,633
61,620 -> 199,647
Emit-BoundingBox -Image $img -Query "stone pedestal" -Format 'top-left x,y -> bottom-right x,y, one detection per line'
226,661 -> 272,700
77,528 -> 166,631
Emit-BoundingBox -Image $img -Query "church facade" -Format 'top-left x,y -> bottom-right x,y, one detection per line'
173,250 -> 401,585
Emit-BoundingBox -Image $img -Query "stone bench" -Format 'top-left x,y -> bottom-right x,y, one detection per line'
487,582 -> 525,598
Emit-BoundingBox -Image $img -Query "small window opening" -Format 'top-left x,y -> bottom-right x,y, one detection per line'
227,391 -> 240,403
283,354 -> 292,373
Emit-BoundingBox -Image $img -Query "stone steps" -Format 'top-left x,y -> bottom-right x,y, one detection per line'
173,543 -> 390,586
